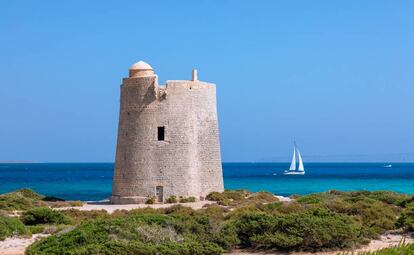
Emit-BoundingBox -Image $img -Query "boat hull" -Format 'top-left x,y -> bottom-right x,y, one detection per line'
283,171 -> 305,175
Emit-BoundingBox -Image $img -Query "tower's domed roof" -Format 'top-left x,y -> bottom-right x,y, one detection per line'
130,61 -> 153,70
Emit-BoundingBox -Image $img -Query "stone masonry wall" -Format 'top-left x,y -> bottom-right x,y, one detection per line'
111,73 -> 223,204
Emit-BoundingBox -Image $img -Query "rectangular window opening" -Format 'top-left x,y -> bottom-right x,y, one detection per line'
157,126 -> 165,141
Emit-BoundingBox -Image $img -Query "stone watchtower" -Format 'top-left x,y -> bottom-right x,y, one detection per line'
111,61 -> 224,204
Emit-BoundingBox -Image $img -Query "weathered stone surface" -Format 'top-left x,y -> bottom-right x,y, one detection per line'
111,61 -> 224,204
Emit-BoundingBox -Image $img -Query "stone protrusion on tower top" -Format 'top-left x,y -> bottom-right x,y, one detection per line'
192,69 -> 198,81
129,61 -> 155,78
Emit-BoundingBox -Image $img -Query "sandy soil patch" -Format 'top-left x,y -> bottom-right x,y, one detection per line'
56,200 -> 216,213
56,195 -> 293,213
0,234 -> 49,255
275,196 -> 292,202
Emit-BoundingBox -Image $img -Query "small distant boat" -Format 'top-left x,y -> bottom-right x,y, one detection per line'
284,142 -> 305,175
383,164 -> 393,168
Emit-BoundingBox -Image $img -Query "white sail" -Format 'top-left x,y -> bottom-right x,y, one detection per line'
289,145 -> 296,171
297,148 -> 304,171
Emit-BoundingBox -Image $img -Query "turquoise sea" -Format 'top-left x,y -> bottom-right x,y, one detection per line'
0,163 -> 413,201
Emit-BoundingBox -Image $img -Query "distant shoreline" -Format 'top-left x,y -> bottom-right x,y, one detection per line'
0,161 -> 38,163
2,161 -> 414,164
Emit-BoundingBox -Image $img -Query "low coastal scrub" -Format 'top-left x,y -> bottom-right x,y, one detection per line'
166,195 -> 177,203
146,196 -> 156,204
396,201 -> 414,231
0,189 -> 81,240
0,189 -> 46,211
27,213 -> 230,255
179,196 -> 196,203
61,209 -> 110,223
0,188 -> 411,254
296,190 -> 411,238
0,189 -> 83,211
21,207 -> 71,225
232,208 -> 362,250
206,190 -> 276,206
0,213 -> 28,240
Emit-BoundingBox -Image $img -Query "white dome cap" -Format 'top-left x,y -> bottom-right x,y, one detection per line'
129,61 -> 155,77
130,61 -> 153,70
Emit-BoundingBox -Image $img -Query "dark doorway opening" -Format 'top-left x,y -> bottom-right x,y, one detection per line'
156,186 -> 163,202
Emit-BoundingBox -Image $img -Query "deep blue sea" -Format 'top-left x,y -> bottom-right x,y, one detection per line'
0,163 -> 413,201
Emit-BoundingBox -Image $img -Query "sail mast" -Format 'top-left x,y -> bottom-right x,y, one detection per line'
289,144 -> 296,171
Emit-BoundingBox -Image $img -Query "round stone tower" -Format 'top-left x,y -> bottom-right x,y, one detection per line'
111,61 -> 224,204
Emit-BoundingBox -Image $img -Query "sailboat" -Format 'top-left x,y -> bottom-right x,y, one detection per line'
283,143 -> 305,175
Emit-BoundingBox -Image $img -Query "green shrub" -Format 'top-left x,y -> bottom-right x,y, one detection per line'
27,214 -> 229,255
400,196 -> 414,208
396,202 -> 414,231
113,207 -> 162,217
296,190 -> 403,238
206,192 -> 230,206
264,201 -> 307,215
166,195 -> 178,203
207,190 -> 258,207
61,209 -> 109,223
47,200 -> 84,208
207,190 -> 249,202
206,192 -> 225,201
29,239 -> 224,255
320,197 -> 399,238
224,190 -> 251,200
355,201 -> 398,238
68,201 -> 84,207
0,189 -> 47,211
209,222 -> 240,250
27,225 -> 45,234
180,196 -> 196,203
296,193 -> 330,204
146,196 -> 156,204
18,189 -> 43,200
247,192 -> 278,204
0,214 -> 28,240
231,208 -> 363,250
24,190 -> 412,254
164,205 -> 195,216
21,207 -> 71,225
217,198 -> 231,206
0,189 -> 84,211
364,191 -> 411,206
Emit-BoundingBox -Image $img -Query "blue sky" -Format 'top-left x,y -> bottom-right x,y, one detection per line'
1,1 -> 414,162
